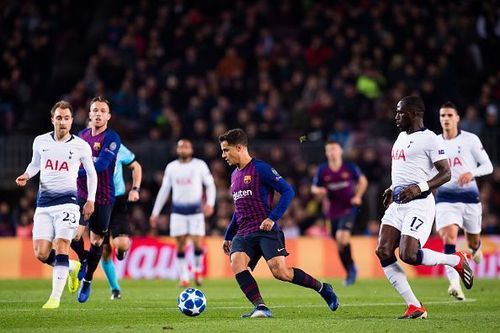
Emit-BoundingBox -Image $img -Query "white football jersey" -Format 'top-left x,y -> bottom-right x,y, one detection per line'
390,129 -> 447,188
152,158 -> 216,215
25,132 -> 97,207
435,130 -> 493,203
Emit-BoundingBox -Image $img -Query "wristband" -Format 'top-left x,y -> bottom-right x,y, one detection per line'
417,181 -> 429,192
132,186 -> 140,192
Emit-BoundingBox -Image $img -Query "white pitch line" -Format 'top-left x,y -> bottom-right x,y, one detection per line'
172,299 -> 477,310
0,299 -> 476,311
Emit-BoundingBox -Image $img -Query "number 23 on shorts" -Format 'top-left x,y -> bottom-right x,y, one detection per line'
60,211 -> 78,227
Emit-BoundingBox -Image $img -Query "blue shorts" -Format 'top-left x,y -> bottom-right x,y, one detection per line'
109,195 -> 130,237
230,230 -> 289,271
78,199 -> 113,236
329,210 -> 357,236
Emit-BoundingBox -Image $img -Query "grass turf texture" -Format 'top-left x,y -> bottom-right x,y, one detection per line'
1,278 -> 499,332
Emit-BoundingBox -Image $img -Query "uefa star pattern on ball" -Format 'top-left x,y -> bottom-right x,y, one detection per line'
177,288 -> 207,317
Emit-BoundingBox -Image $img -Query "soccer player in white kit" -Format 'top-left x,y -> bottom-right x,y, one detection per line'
15,101 -> 97,309
436,102 -> 493,301
375,96 -> 473,319
150,139 -> 216,287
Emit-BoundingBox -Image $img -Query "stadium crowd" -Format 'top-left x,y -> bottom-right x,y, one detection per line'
1,0 -> 499,237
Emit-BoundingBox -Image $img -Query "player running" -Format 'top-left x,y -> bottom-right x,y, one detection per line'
435,102 -> 493,300
101,144 -> 142,300
375,96 -> 473,319
150,139 -> 215,287
72,96 -> 121,303
220,128 -> 339,318
311,140 -> 368,286
16,100 -> 97,309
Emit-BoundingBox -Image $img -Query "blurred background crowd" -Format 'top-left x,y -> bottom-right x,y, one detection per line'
1,0 -> 499,238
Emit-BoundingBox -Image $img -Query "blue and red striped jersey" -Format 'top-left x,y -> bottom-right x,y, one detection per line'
312,161 -> 363,219
224,159 -> 294,240
77,127 -> 121,205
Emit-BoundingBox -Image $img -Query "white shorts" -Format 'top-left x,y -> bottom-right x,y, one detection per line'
435,202 -> 482,234
381,195 -> 435,247
33,203 -> 80,241
170,213 -> 205,237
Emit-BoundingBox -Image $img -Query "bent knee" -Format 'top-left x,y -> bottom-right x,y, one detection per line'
375,246 -> 394,261
35,252 -> 49,262
117,240 -> 130,251
399,251 -> 418,265
230,261 -> 247,275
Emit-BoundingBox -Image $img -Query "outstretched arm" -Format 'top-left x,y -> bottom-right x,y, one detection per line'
223,213 -> 238,255
16,139 -> 41,186
127,161 -> 142,202
150,165 -> 171,231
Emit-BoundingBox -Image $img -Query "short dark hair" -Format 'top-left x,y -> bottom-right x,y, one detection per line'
50,100 -> 73,116
400,95 -> 425,114
218,128 -> 248,146
178,138 -> 193,145
440,101 -> 458,111
325,139 -> 342,147
90,96 -> 111,109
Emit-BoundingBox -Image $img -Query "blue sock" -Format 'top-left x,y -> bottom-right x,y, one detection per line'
235,270 -> 264,307
43,249 -> 56,266
291,268 -> 322,291
101,258 -> 120,291
444,244 -> 456,254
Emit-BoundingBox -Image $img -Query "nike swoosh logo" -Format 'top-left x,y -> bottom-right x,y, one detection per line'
277,248 -> 285,252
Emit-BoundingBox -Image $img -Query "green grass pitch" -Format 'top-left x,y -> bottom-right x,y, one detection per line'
1,278 -> 499,332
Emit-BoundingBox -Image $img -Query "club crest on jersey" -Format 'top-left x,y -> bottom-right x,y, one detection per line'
93,142 -> 101,151
244,175 -> 252,184
341,171 -> 350,179
391,149 -> 406,161
45,159 -> 69,171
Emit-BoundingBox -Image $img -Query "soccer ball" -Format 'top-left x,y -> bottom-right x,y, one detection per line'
177,288 -> 207,317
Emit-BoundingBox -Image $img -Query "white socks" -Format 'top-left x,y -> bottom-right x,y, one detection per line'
420,248 -> 460,267
50,264 -> 69,301
383,262 -> 420,307
69,260 -> 77,272
194,254 -> 203,273
445,265 -> 461,286
177,257 -> 189,281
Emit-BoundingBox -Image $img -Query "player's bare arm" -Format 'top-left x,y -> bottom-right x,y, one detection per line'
15,173 -> 30,187
203,204 -> 214,217
127,161 -> 142,202
351,174 -> 368,206
397,159 -> 451,203
311,185 -> 327,199
382,188 -> 393,208
222,240 -> 232,256
83,200 -> 95,220
149,215 -> 159,232
457,171 -> 474,186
